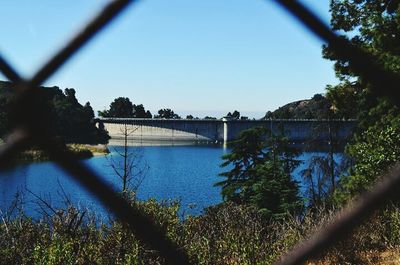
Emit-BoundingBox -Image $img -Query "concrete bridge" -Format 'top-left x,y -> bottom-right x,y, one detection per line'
96,118 -> 356,145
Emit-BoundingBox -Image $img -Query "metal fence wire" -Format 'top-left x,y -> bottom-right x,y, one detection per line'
0,1 -> 399,264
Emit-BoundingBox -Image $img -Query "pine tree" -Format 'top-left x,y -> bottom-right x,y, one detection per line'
215,127 -> 302,219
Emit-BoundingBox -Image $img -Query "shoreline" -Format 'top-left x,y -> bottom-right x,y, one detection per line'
18,144 -> 110,161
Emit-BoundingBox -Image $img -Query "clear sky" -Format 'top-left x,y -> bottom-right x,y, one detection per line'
0,0 -> 338,118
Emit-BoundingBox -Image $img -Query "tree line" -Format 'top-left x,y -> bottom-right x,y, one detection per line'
100,94 -> 348,122
98,97 -> 182,119
98,96 -> 253,120
0,81 -> 109,144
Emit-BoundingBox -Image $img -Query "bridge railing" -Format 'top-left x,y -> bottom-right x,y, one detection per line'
0,1 -> 399,265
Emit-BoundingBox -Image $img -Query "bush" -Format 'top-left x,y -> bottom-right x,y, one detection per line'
1,196 -> 400,264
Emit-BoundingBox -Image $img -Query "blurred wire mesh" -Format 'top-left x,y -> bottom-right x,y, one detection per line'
0,1 -> 399,264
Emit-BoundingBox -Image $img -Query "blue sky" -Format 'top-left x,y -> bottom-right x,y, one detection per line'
0,0 -> 337,118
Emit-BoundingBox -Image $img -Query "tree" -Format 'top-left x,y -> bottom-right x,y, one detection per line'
264,111 -> 273,119
0,81 -> 109,144
334,114 -> 400,204
83,102 -> 95,119
133,104 -> 152,118
154,108 -> 181,119
325,0 -> 400,82
186,115 -> 194,119
303,117 -> 344,194
323,0 -> 400,125
215,127 -> 302,219
326,82 -> 362,119
226,110 -> 240,120
99,97 -> 134,118
301,153 -> 350,207
107,124 -> 148,194
50,88 -> 109,144
132,104 -> 146,118
323,0 -> 400,203
65,88 -> 78,104
145,111 -> 152,118
99,98 -> 152,119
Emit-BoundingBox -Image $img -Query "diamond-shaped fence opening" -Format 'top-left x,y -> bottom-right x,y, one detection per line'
0,1 -> 399,264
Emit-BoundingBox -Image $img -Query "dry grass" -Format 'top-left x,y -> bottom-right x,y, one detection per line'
66,144 -> 109,156
18,144 -> 109,161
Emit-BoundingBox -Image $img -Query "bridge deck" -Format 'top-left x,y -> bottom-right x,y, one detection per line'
96,118 -> 356,144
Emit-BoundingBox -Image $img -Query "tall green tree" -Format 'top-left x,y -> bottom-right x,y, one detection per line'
133,104 -> 152,118
215,127 -> 302,219
51,88 -> 109,143
323,0 -> 400,203
99,97 -> 134,118
324,0 -> 400,125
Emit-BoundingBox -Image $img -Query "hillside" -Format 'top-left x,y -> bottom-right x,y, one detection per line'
264,94 -> 332,120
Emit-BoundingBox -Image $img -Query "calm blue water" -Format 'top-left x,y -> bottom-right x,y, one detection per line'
0,145 -> 344,219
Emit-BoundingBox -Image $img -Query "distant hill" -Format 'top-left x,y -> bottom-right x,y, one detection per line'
263,94 -> 332,120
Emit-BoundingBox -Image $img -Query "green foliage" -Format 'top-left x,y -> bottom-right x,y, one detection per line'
154,108 -> 181,119
133,104 -> 152,119
216,127 -> 302,219
325,0 -> 400,80
99,97 -> 133,118
323,0 -> 400,122
184,203 -> 272,264
53,90 -> 109,144
334,113 -> 400,204
326,82 -> 363,119
0,81 -> 109,144
217,128 -> 266,202
323,1 -> 400,204
98,97 -> 152,118
250,162 -> 302,219
226,110 -> 240,120
3,198 -> 400,264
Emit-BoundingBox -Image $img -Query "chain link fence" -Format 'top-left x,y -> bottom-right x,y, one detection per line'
0,1 -> 399,264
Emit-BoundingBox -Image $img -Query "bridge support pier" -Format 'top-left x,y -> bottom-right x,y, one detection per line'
222,117 -> 230,144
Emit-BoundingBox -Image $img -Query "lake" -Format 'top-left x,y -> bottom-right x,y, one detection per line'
0,144 -> 344,219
